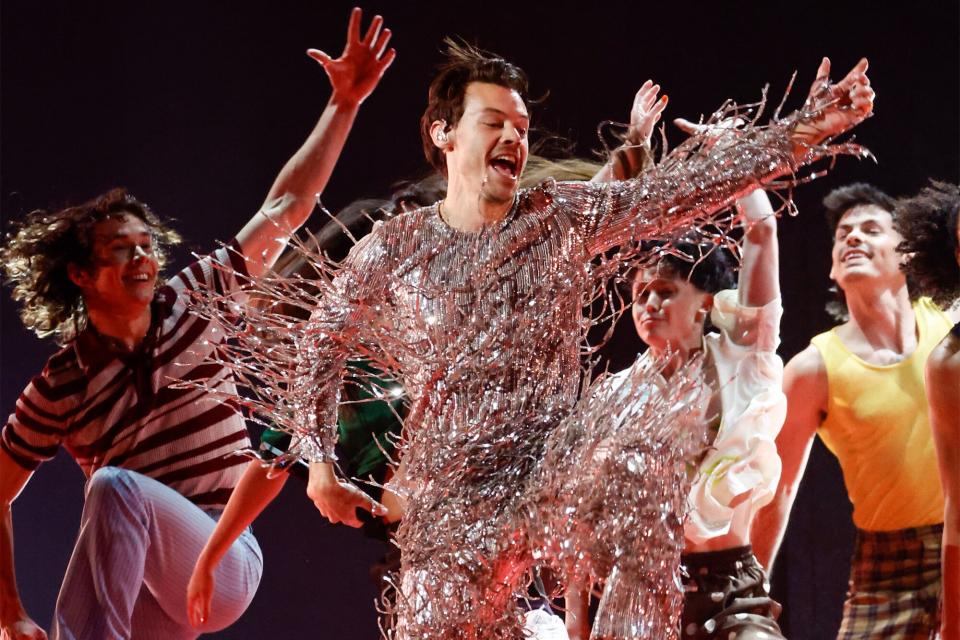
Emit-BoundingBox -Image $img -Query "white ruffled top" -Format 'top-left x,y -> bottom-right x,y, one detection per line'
684,289 -> 786,544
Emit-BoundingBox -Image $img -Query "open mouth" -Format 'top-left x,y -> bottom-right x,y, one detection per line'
489,154 -> 518,180
125,273 -> 154,283
842,250 -> 870,263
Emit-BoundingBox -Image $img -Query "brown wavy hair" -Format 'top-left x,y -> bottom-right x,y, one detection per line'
1,188 -> 181,343
420,38 -> 531,177
895,180 -> 960,306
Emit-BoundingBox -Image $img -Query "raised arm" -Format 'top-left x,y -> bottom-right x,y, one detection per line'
590,80 -> 665,183
0,449 -> 46,640
235,8 -> 395,277
576,58 -> 873,256
669,118 -> 779,308
736,189 -> 779,308
751,345 -> 826,570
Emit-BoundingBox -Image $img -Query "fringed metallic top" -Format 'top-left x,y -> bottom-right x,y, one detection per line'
187,87 -> 868,639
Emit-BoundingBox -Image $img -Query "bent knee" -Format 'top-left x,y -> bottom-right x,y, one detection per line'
85,466 -> 140,506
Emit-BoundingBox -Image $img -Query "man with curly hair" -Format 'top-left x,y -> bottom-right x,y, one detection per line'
753,182 -> 959,638
896,181 -> 960,640
0,9 -> 394,639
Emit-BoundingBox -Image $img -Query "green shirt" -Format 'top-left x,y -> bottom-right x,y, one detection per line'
258,359 -> 404,483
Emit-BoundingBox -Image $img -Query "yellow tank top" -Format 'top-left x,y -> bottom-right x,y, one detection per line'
811,297 -> 950,531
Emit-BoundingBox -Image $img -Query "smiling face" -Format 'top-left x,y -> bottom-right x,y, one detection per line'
70,213 -> 159,314
829,204 -> 905,292
632,265 -> 712,356
439,82 -> 529,205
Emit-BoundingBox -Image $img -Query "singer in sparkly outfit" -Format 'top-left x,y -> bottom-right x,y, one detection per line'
212,41 -> 874,638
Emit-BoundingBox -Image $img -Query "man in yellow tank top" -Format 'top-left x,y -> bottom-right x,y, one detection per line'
752,183 -> 958,639
897,181 -> 960,640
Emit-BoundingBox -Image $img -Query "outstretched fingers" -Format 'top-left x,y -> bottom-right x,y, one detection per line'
807,56 -> 832,101
673,115 -> 744,150
634,81 -> 659,107
307,48 -> 332,66
374,26 -> 393,59
378,47 -> 397,74
362,13 -> 384,47
346,6 -> 362,45
833,58 -> 873,120
850,81 -> 876,116
306,7 -> 396,102
673,117 -> 699,135
835,58 -> 869,92
815,56 -> 831,84
649,94 -> 668,117
673,116 -> 743,135
629,80 -> 667,139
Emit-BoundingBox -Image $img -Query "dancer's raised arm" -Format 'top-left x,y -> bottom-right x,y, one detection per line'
590,79 -> 666,183
574,58 -> 873,256
236,7 -> 395,277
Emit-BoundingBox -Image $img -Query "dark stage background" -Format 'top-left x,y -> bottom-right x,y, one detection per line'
2,1 -> 958,637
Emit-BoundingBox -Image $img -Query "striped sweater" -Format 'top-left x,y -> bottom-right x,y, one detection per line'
2,243 -> 252,508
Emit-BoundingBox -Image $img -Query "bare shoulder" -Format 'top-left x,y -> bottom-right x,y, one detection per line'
782,344 -> 828,430
784,344 -> 828,390
927,333 -> 960,380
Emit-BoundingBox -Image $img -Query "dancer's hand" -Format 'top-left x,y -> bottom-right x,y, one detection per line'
673,115 -> 746,149
186,561 -> 215,629
626,80 -> 668,148
307,462 -> 386,527
793,57 -> 874,144
307,7 -> 396,106
0,615 -> 47,640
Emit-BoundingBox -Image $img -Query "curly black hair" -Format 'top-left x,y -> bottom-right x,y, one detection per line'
822,182 -> 897,233
0,188 -> 181,343
822,183 -> 897,321
895,180 -> 960,306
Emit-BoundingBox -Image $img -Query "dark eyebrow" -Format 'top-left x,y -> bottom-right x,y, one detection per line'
479,107 -> 529,121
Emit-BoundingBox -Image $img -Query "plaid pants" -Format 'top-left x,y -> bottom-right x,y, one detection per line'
838,524 -> 943,639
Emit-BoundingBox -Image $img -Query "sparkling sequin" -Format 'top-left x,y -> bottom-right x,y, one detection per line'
186,89 -> 868,639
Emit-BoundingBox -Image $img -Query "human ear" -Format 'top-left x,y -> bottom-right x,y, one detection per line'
67,263 -> 92,288
695,295 -> 713,323
702,293 -> 714,313
430,120 -> 453,149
